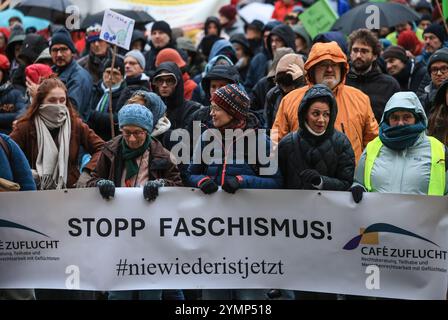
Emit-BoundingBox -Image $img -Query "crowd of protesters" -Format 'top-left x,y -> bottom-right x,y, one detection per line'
1,0 -> 448,300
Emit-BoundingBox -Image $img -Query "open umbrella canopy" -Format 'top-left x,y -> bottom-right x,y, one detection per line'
0,8 -> 50,31
331,2 -> 421,35
81,9 -> 155,30
13,0 -> 73,23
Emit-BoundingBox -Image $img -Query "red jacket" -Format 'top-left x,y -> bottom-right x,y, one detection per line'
272,1 -> 296,22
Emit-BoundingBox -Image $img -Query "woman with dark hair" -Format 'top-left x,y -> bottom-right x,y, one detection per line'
428,79 -> 448,145
10,77 -> 104,191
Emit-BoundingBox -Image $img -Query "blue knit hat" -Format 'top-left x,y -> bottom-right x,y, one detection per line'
118,104 -> 154,133
134,91 -> 167,124
50,28 -> 76,53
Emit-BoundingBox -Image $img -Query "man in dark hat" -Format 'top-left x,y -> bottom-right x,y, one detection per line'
417,23 -> 447,66
245,19 -> 264,55
50,28 -> 93,121
145,21 -> 179,74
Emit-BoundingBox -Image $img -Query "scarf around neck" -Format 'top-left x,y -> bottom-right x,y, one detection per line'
379,121 -> 426,150
34,104 -> 71,190
121,135 -> 151,181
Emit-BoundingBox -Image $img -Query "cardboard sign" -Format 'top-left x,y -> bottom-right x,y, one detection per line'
299,0 -> 339,39
100,9 -> 135,50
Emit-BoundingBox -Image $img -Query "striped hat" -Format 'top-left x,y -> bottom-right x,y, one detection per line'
211,84 -> 249,120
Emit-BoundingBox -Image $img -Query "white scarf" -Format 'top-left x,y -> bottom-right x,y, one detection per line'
34,104 -> 71,190
151,116 -> 171,137
305,122 -> 326,136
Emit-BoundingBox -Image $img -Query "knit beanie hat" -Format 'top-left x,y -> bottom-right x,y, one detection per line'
134,91 -> 167,124
50,28 -> 76,53
125,49 -> 146,70
25,63 -> 54,84
382,45 -> 408,63
104,56 -> 125,76
219,4 -> 237,21
423,23 -> 447,44
427,47 -> 448,71
245,19 -> 264,33
151,21 -> 172,39
211,83 -> 250,120
155,48 -> 186,68
118,103 -> 154,133
86,24 -> 101,43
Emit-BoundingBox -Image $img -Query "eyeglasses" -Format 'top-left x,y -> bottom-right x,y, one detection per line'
430,66 -> 448,75
153,77 -> 177,86
351,47 -> 372,55
316,61 -> 339,70
51,46 -> 70,54
121,130 -> 147,138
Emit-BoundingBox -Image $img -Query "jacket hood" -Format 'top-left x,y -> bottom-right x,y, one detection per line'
267,24 -> 296,59
18,34 -> 48,65
292,25 -> 312,49
381,91 -> 428,126
203,54 -> 234,75
153,61 -> 184,109
298,84 -> 338,138
304,41 -> 349,86
202,64 -> 240,99
209,39 -> 237,62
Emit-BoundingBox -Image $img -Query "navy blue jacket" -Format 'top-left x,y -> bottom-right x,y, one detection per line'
0,83 -> 27,134
0,133 -> 36,191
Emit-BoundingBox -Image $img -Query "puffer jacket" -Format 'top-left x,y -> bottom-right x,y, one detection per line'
186,115 -> 282,189
272,41 -> 379,162
278,84 -> 355,190
354,92 -> 448,195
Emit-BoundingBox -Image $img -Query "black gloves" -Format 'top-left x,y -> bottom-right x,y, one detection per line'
198,177 -> 218,194
300,169 -> 322,186
350,185 -> 365,203
143,179 -> 165,201
222,176 -> 242,194
97,179 -> 115,200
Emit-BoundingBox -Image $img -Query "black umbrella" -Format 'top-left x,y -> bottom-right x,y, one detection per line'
81,9 -> 155,30
331,2 -> 421,35
14,0 -> 73,23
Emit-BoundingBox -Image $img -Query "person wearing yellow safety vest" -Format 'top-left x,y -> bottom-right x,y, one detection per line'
350,91 -> 447,203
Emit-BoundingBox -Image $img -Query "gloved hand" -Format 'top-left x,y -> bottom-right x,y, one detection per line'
96,179 -> 115,200
350,185 -> 365,203
143,179 -> 165,201
75,171 -> 91,188
222,176 -> 242,194
300,169 -> 322,186
198,177 -> 218,195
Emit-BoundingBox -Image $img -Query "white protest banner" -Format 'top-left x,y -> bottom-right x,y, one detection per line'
0,188 -> 447,299
100,9 -> 135,50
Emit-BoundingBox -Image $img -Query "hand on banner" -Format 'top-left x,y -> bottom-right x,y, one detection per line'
300,169 -> 321,186
198,177 -> 218,195
222,176 -> 242,194
143,179 -> 165,201
75,171 -> 92,188
350,185 -> 365,203
97,179 -> 115,200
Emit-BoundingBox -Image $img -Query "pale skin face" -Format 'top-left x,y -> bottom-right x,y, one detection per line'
42,87 -> 67,105
209,79 -> 229,97
121,125 -> 148,149
388,111 -> 416,127
385,57 -> 406,76
350,41 -> 377,72
313,60 -> 341,89
424,33 -> 443,54
270,34 -> 285,52
153,73 -> 177,97
151,30 -> 170,48
90,40 -> 109,56
305,101 -> 331,134
210,102 -> 233,128
50,44 -> 73,68
124,56 -> 143,78
103,67 -> 123,87
207,23 -> 219,36
429,61 -> 448,88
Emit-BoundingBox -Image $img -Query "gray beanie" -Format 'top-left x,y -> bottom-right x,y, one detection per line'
125,49 -> 146,70
118,104 -> 153,133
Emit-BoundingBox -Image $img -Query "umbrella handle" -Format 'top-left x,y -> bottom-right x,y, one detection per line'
0,0 -> 11,12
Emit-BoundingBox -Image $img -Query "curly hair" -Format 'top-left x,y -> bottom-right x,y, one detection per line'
348,29 -> 382,57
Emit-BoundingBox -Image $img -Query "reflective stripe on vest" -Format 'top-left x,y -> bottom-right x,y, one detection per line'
364,136 -> 445,195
